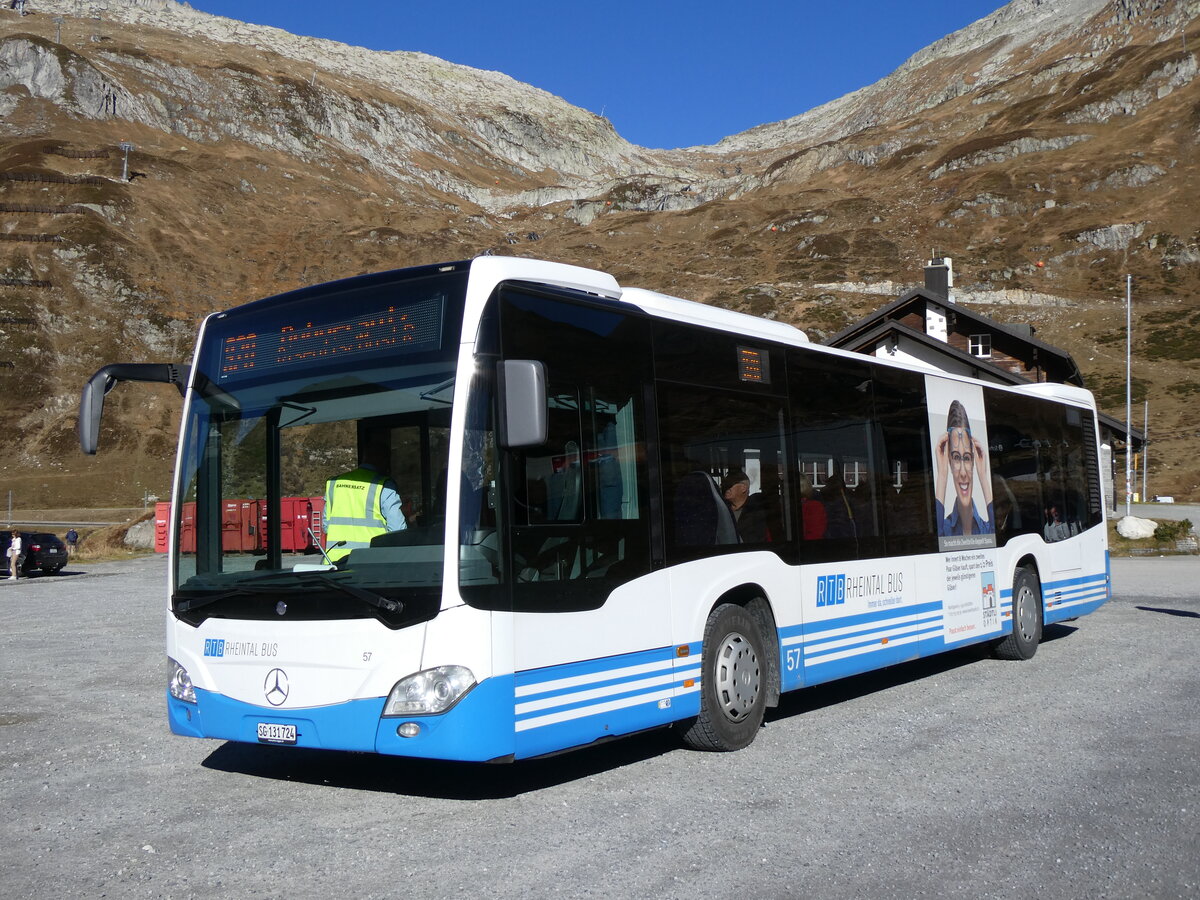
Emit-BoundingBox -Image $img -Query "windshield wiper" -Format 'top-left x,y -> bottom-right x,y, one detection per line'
175,584 -> 278,613
174,574 -> 402,615
294,573 -> 402,613
420,377 -> 455,405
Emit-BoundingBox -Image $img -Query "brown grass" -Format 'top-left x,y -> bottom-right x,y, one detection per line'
72,512 -> 156,562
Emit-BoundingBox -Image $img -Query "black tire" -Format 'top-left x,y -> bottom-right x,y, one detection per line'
681,603 -> 767,751
992,566 -> 1043,660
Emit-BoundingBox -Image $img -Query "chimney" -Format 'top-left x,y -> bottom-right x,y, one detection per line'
924,254 -> 954,303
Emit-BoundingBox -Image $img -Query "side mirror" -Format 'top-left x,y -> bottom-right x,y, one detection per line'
77,363 -> 189,455
78,369 -> 110,456
498,360 -> 547,449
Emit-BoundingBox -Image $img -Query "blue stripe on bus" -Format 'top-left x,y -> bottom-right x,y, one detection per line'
517,649 -> 678,701
1000,570 -> 1106,599
512,646 -> 691,758
516,645 -> 677,689
1045,571 -> 1107,591
804,622 -> 943,661
779,601 -> 943,642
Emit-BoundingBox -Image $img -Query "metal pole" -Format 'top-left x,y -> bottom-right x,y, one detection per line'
1124,274 -> 1132,518
1143,399 -> 1149,502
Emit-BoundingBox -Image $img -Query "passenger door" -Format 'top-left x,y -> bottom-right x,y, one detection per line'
496,287 -> 669,757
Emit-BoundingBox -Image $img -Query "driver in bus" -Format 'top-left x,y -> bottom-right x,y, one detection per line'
934,399 -> 994,537
323,431 -> 407,562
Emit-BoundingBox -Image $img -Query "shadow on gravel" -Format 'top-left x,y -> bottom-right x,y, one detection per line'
1136,605 -> 1200,618
201,726 -> 683,799
199,623 -> 1085,798
1,569 -> 86,580
1042,622 -> 1079,643
769,622 -> 1078,722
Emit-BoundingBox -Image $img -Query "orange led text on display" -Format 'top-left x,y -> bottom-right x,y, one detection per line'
219,298 -> 441,379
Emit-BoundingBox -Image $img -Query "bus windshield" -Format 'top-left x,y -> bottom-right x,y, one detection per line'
172,265 -> 468,627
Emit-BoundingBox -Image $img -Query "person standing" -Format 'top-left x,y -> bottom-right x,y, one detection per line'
7,529 -> 23,580
65,528 -> 79,557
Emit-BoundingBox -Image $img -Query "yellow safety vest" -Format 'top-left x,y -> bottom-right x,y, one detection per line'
324,467 -> 389,562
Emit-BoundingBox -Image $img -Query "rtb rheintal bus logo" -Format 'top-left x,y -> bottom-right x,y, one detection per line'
816,574 -> 846,607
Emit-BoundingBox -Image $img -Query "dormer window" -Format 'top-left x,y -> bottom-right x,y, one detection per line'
969,334 -> 992,358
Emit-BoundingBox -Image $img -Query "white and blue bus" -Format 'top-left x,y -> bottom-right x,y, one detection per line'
79,256 -> 1109,761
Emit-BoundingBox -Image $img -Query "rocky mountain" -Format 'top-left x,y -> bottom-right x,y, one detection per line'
1,0 -> 1198,506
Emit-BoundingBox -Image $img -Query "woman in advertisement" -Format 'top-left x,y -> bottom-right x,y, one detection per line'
933,397 -> 994,542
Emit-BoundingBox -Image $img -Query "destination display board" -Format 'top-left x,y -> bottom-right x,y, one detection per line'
217,295 -> 443,382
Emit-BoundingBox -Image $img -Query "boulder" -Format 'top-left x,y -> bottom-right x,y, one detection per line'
124,519 -> 156,550
1116,515 -> 1158,540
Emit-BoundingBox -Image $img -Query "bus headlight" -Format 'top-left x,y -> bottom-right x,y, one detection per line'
168,657 -> 196,703
383,666 -> 475,716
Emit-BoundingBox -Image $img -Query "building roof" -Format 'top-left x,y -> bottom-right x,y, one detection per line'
832,318 -> 1031,385
824,287 -> 1084,386
822,287 -> 1141,444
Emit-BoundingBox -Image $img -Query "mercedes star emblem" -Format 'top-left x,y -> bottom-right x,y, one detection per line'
264,668 -> 289,706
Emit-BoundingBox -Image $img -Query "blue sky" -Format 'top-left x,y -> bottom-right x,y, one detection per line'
190,1 -> 1009,149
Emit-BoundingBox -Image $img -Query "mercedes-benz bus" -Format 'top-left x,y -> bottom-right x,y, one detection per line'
78,256 -> 1109,761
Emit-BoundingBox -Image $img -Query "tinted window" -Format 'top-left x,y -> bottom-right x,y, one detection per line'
658,384 -> 789,561
985,389 -> 1103,544
790,353 -> 884,562
497,288 -> 653,611
874,366 -> 937,556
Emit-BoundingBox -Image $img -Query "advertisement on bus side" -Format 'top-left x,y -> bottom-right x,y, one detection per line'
926,377 -> 997,552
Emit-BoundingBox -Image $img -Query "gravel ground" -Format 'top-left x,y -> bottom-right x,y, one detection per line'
1,555 -> 1197,899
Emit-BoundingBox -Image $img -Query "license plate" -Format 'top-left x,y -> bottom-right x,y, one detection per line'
257,722 -> 297,745
46,548 -> 59,554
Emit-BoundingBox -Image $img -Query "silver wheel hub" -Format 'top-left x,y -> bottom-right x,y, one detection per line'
714,631 -> 760,722
1015,584 -> 1038,641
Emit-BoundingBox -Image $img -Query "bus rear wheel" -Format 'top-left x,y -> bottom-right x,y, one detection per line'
992,566 -> 1043,660
681,603 -> 766,751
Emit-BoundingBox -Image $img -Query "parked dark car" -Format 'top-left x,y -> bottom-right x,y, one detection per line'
1,531 -> 67,576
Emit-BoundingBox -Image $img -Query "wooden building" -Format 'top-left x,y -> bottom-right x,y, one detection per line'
824,257 -> 1143,510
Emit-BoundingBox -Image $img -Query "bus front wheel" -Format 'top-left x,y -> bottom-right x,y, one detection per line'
993,566 -> 1043,660
681,603 -> 766,751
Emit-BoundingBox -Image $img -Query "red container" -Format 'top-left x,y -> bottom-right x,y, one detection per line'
222,499 -> 258,552
156,496 -> 326,555
179,501 -> 196,554
154,502 -> 171,553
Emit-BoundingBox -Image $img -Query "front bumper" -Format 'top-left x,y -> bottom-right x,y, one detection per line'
167,675 -> 517,762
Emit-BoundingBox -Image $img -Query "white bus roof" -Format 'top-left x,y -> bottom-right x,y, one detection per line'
465,257 -> 809,346
618,287 -> 809,345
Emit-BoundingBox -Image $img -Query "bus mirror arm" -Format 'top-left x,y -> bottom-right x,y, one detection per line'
498,359 -> 548,449
78,363 -> 191,455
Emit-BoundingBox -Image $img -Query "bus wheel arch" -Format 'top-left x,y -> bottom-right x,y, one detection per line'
680,586 -> 779,752
993,559 -> 1043,660
703,583 -> 781,707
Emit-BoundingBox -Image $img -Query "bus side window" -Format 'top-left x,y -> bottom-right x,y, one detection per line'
789,353 -> 884,562
985,389 -> 1103,545
873,366 -> 936,556
497,286 -> 653,611
658,384 -> 787,559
